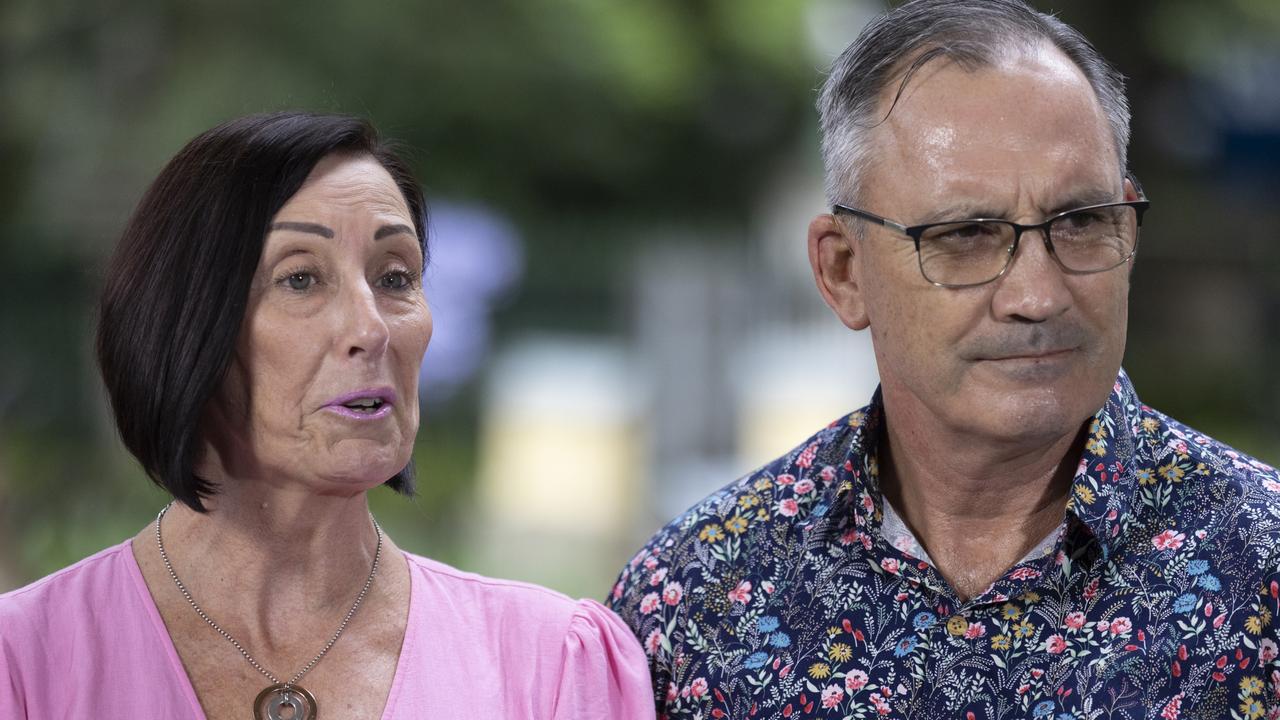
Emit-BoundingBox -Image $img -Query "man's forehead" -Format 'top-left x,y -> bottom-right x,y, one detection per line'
861,42 -> 1120,211
884,41 -> 1093,116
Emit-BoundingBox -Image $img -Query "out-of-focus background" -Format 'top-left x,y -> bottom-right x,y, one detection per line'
2,0 -> 1277,598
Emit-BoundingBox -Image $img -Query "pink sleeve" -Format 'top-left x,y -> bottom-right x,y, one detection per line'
552,599 -> 656,720
1,644 -> 27,719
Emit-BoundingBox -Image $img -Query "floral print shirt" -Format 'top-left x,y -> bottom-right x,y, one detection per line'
609,371 -> 1280,720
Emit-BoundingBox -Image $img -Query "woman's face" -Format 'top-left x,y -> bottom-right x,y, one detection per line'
207,153 -> 431,495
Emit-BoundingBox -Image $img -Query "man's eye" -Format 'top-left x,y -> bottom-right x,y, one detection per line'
285,272 -> 316,290
926,222 -> 1004,246
941,223 -> 999,240
1063,210 -> 1105,229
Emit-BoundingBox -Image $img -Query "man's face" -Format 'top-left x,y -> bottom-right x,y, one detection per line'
840,44 -> 1133,446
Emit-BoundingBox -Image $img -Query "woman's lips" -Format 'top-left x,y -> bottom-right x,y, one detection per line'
323,403 -> 393,420
322,386 -> 396,420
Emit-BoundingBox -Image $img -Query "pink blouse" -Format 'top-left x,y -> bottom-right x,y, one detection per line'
0,541 -> 655,719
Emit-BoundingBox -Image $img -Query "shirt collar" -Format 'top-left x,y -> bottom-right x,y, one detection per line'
1064,369 -> 1146,557
831,370 -> 1145,561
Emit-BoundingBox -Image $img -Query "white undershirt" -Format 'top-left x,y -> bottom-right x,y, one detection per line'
879,496 -> 1062,568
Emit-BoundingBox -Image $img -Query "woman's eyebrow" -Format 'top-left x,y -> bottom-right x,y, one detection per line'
268,221 -> 412,240
374,223 -> 415,240
269,221 -> 334,238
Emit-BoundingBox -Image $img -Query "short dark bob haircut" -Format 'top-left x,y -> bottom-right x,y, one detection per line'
96,111 -> 427,512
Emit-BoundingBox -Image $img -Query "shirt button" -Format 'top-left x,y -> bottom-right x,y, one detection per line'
946,615 -> 969,636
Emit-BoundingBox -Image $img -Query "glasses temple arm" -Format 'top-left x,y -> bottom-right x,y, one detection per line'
833,205 -> 911,235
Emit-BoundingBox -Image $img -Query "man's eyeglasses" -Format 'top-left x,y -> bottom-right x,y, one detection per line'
831,185 -> 1150,288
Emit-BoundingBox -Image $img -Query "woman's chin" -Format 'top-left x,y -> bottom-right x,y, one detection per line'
304,446 -> 410,493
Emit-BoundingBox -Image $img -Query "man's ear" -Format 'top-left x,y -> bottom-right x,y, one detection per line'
1122,176 -> 1141,274
1123,176 -> 1140,202
807,213 -> 870,331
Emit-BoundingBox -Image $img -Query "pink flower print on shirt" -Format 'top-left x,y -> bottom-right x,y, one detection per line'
1152,530 -> 1185,551
822,685 -> 845,708
662,582 -> 683,606
797,443 -> 818,468
646,629 -> 664,655
727,581 -> 752,605
845,670 -> 869,691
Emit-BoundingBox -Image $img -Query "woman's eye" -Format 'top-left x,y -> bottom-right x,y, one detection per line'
285,272 -> 316,291
378,271 -> 412,290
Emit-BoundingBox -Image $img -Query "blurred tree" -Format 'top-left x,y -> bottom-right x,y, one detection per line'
0,0 -> 1276,589
0,0 -> 815,584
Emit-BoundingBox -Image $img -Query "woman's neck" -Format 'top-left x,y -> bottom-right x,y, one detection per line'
136,483 -> 394,652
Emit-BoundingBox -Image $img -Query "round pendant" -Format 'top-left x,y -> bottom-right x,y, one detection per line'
253,683 -> 318,720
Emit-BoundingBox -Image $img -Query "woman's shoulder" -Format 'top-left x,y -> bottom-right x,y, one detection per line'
392,553 -> 654,718
400,551 -> 643,653
402,552 -> 584,627
0,540 -> 175,710
0,541 -> 138,626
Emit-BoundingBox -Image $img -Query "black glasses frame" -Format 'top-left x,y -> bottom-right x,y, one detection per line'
831,179 -> 1150,289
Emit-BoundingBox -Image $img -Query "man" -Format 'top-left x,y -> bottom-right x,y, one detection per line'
609,1 -> 1280,718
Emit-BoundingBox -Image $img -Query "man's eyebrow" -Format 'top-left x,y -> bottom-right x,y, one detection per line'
1047,188 -> 1121,215
911,187 -> 1124,226
914,203 -> 1006,225
269,221 -> 334,238
374,223 -> 415,240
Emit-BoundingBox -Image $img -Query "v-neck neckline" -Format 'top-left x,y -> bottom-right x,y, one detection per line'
124,536 -> 420,720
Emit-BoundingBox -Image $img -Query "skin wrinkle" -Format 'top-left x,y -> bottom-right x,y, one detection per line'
807,41 -> 1139,600
869,48 -> 1123,226
204,160 -> 429,496
130,153 -> 426,718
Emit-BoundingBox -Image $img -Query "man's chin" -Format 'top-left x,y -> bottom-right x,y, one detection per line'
963,383 -> 1099,447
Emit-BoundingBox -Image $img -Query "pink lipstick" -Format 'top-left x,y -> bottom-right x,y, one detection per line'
322,387 -> 395,420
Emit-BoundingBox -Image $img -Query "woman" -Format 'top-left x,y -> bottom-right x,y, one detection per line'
0,112 -> 654,719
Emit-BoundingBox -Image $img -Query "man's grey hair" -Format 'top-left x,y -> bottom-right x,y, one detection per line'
818,0 -> 1130,206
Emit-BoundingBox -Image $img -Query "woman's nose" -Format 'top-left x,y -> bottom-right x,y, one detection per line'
340,283 -> 391,359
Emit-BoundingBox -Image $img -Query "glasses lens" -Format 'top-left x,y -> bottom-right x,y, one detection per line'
1048,205 -> 1138,272
917,221 -> 1014,286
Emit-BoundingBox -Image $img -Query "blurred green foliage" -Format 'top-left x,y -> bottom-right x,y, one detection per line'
1,0 -> 1277,592
0,0 -> 816,589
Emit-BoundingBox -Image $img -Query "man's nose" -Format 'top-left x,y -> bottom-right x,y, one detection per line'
989,229 -> 1073,322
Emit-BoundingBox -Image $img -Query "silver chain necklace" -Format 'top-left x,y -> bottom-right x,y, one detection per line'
155,502 -> 382,720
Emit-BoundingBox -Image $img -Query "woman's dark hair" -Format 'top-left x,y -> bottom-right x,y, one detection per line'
96,111 -> 427,512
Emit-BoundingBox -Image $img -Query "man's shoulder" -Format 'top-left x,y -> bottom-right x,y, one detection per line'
1123,402 -> 1280,560
608,410 -> 866,624
1131,402 -> 1278,497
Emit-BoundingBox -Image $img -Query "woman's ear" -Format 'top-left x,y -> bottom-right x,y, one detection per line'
807,213 -> 870,331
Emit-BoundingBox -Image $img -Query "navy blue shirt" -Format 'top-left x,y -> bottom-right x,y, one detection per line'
610,371 -> 1280,720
